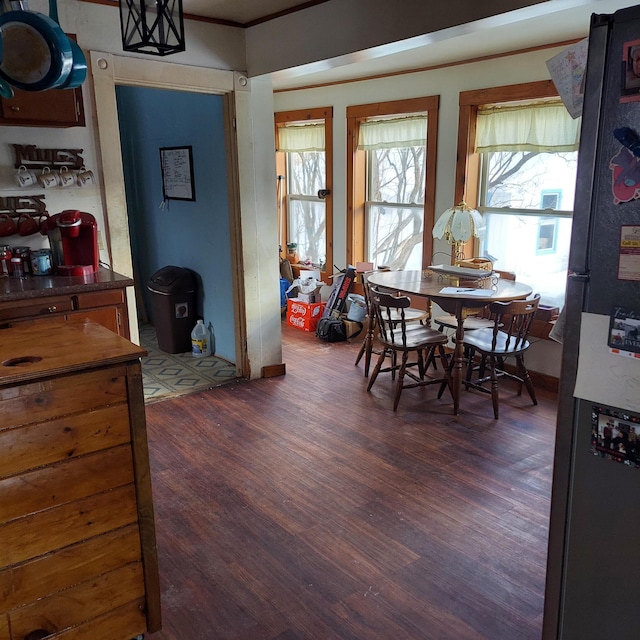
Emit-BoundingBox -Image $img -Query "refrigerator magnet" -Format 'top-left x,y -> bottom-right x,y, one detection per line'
617,225 -> 640,280
591,404 -> 640,468
609,146 -> 640,204
608,306 -> 640,356
620,39 -> 640,103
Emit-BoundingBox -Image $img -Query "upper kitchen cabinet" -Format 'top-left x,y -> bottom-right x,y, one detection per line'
0,87 -> 85,128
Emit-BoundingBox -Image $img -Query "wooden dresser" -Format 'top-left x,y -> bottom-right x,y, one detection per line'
0,269 -> 134,339
0,322 -> 161,640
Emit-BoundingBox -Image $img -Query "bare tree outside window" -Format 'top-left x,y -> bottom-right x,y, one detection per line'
366,145 -> 426,269
287,150 -> 326,267
480,150 -> 578,307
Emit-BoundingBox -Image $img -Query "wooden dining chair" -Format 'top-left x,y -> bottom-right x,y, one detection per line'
459,293 -> 541,419
366,287 -> 452,411
354,271 -> 430,377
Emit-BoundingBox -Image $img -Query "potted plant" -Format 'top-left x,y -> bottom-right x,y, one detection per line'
286,242 -> 298,263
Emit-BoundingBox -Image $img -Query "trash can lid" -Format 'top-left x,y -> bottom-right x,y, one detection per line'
147,265 -> 197,293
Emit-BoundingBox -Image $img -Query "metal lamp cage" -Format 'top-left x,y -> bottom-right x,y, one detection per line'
119,0 -> 185,56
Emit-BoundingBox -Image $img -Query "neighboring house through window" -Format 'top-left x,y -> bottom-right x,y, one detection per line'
347,97 -> 438,270
275,107 -> 333,276
456,81 -> 580,308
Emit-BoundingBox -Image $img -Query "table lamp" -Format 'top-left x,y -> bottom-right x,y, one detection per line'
432,201 -> 485,262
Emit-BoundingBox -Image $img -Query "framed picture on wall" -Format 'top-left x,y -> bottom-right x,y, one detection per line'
160,146 -> 195,201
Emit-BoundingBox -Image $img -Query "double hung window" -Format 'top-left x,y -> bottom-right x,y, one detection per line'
458,84 -> 581,308
361,116 -> 427,270
347,97 -> 438,270
275,108 -> 332,275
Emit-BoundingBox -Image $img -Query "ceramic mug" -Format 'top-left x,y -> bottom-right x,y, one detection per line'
15,165 -> 38,188
17,213 -> 49,237
38,167 -> 60,188
76,168 -> 96,186
59,166 -> 76,187
0,214 -> 17,237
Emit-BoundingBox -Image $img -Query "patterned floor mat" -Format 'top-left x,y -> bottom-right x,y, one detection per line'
139,324 -> 238,403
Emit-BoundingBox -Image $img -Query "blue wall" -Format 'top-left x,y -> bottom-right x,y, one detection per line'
116,86 -> 234,361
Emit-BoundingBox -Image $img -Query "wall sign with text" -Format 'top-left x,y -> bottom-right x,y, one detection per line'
160,146 -> 195,201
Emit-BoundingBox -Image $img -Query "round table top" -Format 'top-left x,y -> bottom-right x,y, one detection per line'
367,269 -> 533,304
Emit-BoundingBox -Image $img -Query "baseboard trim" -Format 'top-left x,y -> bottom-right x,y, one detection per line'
262,363 -> 286,378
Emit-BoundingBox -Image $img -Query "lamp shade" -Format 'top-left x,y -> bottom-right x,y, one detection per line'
119,0 -> 185,56
432,202 -> 485,242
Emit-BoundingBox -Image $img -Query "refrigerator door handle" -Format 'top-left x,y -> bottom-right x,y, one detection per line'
568,271 -> 589,283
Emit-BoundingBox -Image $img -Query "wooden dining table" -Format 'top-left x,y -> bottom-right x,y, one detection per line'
367,269 -> 533,414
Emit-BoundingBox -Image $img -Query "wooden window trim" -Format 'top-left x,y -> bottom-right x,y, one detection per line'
455,80 -> 560,259
346,96 -> 439,269
275,107 -> 333,280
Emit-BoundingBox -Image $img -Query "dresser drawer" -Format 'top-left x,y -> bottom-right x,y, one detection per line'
0,445 -> 134,524
0,525 -> 142,613
0,403 -> 131,479
0,365 -> 129,429
0,484 -> 139,567
13,599 -> 148,640
74,289 -> 125,309
8,563 -> 145,640
0,295 -> 73,321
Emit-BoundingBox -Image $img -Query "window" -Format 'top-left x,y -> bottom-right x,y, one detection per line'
541,190 -> 561,210
537,218 -> 557,253
347,97 -> 438,270
457,82 -> 580,308
275,108 -> 332,275
363,116 -> 427,269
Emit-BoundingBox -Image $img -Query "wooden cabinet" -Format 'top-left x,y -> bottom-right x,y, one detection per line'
0,86 -> 85,128
0,286 -> 130,339
0,322 -> 161,640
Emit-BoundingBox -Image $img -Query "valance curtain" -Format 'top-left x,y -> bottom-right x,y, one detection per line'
358,116 -> 427,150
476,102 -> 581,153
277,123 -> 325,152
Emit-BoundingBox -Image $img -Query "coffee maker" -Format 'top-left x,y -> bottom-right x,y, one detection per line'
41,210 -> 99,276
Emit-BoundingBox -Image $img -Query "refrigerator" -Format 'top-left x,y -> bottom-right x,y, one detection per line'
544,5 -> 640,639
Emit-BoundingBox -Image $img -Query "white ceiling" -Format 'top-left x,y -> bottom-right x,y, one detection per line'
180,0 -> 639,90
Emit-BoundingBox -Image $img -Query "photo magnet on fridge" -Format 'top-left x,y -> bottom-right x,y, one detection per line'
621,38 -> 640,103
608,306 -> 640,356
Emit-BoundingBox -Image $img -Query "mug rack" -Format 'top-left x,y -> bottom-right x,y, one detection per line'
12,144 -> 85,170
8,145 -> 95,192
0,195 -> 48,218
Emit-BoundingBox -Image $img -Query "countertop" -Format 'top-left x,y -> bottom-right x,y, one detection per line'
0,267 -> 134,302
0,320 -> 145,386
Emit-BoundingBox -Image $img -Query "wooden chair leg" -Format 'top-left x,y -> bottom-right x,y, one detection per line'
367,349 -> 387,392
465,347 -> 476,384
355,316 -> 376,377
354,338 -> 366,367
393,351 -> 409,411
417,349 -> 425,379
516,355 -> 537,405
438,345 -> 453,399
489,356 -> 500,419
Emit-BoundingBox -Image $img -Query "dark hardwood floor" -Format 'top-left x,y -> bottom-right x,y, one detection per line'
144,322 -> 558,640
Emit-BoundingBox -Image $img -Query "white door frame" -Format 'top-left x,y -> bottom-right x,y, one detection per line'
90,51 -> 247,373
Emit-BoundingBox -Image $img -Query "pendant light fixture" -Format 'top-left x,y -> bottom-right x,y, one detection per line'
119,0 -> 185,56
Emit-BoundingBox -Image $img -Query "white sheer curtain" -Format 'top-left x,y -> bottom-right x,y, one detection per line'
476,101 -> 580,153
277,123 -> 324,152
358,116 -> 427,150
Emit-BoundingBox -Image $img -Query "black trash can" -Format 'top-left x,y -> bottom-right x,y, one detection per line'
147,266 -> 198,353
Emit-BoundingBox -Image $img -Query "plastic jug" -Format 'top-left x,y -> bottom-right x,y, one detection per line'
346,294 -> 367,322
191,319 -> 211,357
